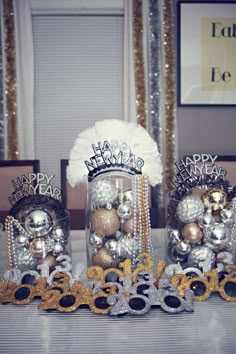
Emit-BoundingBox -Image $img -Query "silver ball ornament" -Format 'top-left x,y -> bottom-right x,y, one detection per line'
168,229 -> 181,244
198,209 -> 215,229
15,234 -> 30,248
216,251 -> 233,265
168,243 -> 189,263
204,223 -> 230,250
51,242 -> 64,256
117,203 -> 131,223
174,241 -> 192,256
30,238 -> 49,258
117,189 -> 132,205
89,232 -> 103,248
90,179 -> 118,208
176,196 -> 204,223
52,227 -> 66,242
25,210 -> 53,237
220,208 -> 236,228
187,245 -> 215,270
104,238 -> 119,256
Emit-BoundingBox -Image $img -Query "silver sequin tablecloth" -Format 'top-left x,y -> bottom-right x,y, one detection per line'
0,230 -> 236,354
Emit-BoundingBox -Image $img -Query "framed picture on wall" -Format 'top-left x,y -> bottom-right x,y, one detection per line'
178,1 -> 236,106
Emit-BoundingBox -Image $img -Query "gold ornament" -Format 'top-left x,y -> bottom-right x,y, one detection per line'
182,223 -> 203,244
92,248 -> 119,269
201,189 -> 227,213
92,208 -> 120,236
121,214 -> 138,234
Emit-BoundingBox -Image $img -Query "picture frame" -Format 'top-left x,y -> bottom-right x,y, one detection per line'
178,1 -> 236,106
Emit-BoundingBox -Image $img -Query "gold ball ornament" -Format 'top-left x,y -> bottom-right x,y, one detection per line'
121,214 -> 138,234
182,223 -> 203,244
92,247 -> 119,269
201,189 -> 227,213
92,208 -> 120,236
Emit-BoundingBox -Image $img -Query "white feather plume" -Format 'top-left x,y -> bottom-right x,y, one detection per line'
67,119 -> 163,187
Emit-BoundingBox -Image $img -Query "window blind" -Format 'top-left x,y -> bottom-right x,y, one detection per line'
32,15 -> 124,187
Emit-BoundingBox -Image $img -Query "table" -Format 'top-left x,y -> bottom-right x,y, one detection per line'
0,230 -> 236,354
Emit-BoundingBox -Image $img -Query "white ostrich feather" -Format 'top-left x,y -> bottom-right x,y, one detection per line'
67,119 -> 163,187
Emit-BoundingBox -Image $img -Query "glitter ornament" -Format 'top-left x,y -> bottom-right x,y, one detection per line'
92,247 -> 119,269
204,223 -> 230,250
90,179 -> 118,208
121,214 -> 137,234
220,208 -> 236,228
198,209 -> 215,229
182,223 -> 203,244
187,245 -> 215,270
201,189 -> 227,213
92,208 -> 120,236
30,238 -> 49,258
16,247 -> 36,271
117,203 -> 131,223
25,210 -> 53,237
105,233 -> 138,259
89,232 -> 103,248
176,196 -> 204,223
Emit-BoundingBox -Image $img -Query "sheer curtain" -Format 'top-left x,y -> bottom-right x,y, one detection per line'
14,0 -> 34,159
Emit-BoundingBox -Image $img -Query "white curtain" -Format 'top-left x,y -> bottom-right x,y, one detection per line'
14,0 -> 35,159
123,0 -> 136,124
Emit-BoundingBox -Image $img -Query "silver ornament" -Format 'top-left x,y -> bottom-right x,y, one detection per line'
204,223 -> 230,251
104,238 -> 118,256
168,229 -> 181,244
174,241 -> 192,256
168,243 -> 189,263
51,242 -> 64,256
15,234 -> 30,248
216,251 -> 233,265
117,189 -> 133,205
105,233 -> 138,259
187,245 -> 215,271
29,238 -> 49,258
117,203 -> 131,223
90,179 -> 118,208
220,208 -> 236,228
176,196 -> 204,223
25,210 -> 53,237
198,209 -> 215,229
52,227 -> 66,242
16,247 -> 37,270
229,197 -> 236,212
89,232 -> 103,248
